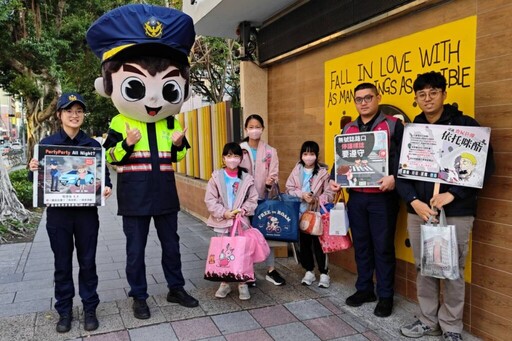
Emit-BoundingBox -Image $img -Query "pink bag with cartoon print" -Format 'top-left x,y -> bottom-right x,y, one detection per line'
204,216 -> 255,282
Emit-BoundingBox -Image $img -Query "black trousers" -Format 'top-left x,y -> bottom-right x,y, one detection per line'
46,207 -> 99,315
299,232 -> 328,274
123,212 -> 185,299
347,191 -> 399,298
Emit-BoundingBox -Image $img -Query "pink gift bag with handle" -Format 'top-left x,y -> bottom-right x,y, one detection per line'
239,217 -> 271,263
204,216 -> 255,282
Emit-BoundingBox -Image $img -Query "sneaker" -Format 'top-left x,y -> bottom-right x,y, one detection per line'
215,283 -> 232,298
345,290 -> 377,307
301,271 -> 316,286
443,332 -> 463,341
266,270 -> 286,286
238,283 -> 251,300
318,274 -> 330,288
83,310 -> 99,331
132,298 -> 150,320
246,280 -> 257,287
400,319 -> 442,338
56,312 -> 72,333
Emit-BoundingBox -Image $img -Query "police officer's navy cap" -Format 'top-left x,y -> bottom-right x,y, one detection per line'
57,93 -> 86,111
86,4 -> 195,65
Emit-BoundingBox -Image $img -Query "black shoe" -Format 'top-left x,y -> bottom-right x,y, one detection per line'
56,312 -> 72,333
167,288 -> 199,308
83,310 -> 99,331
374,297 -> 393,317
346,291 -> 377,307
246,280 -> 257,287
265,270 -> 286,286
132,299 -> 150,319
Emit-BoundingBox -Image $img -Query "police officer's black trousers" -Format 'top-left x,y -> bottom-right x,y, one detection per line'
123,212 -> 185,300
347,191 -> 399,299
46,207 -> 100,315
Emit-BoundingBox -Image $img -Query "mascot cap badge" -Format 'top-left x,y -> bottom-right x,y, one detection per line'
86,4 -> 195,65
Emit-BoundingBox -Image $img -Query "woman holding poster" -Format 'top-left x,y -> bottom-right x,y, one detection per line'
28,93 -> 112,333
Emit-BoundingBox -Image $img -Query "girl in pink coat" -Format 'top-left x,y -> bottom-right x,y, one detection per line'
286,141 -> 334,288
204,142 -> 259,300
239,114 -> 286,286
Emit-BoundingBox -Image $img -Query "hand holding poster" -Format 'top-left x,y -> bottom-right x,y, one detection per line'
334,131 -> 389,187
33,144 -> 106,207
398,124 -> 491,188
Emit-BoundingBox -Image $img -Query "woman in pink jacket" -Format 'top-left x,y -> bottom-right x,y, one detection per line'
204,142 -> 259,300
286,141 -> 334,288
240,114 -> 286,286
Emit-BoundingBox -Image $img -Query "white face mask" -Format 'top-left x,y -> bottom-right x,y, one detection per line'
224,157 -> 241,170
246,128 -> 263,140
302,155 -> 316,166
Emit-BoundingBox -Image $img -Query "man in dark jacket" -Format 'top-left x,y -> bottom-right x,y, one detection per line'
330,83 -> 404,318
397,71 -> 495,341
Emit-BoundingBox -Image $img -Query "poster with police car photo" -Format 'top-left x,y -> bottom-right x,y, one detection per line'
334,131 -> 389,188
33,144 -> 105,207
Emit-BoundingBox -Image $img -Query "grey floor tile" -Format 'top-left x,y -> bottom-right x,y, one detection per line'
0,314 -> 36,341
211,310 -> 260,334
266,321 -> 321,341
0,273 -> 23,284
14,286 -> 54,302
0,298 -> 51,317
284,299 -> 333,320
129,323 -> 178,341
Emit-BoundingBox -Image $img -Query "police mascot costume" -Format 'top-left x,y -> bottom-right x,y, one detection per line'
86,4 -> 198,319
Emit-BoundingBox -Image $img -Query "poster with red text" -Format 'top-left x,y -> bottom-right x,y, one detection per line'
398,124 -> 491,188
33,144 -> 105,207
334,131 -> 389,188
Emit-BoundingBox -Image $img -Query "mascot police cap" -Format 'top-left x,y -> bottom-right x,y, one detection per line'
86,4 -> 195,64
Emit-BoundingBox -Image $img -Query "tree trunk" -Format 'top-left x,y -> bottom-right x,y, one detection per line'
0,156 -> 30,224
25,96 -> 58,161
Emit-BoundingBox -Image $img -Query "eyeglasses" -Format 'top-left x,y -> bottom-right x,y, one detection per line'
63,109 -> 85,116
354,95 -> 374,104
415,89 -> 443,101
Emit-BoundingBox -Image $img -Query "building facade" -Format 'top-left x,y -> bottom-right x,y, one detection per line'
182,1 -> 512,339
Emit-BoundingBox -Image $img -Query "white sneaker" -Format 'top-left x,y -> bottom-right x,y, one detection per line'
301,271 -> 316,286
318,274 -> 330,288
238,284 -> 251,300
215,283 -> 231,298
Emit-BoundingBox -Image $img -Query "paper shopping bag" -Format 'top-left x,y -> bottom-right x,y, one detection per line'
420,209 -> 459,280
329,202 -> 349,236
319,208 -> 352,253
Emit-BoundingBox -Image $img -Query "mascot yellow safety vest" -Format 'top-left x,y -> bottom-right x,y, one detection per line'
104,114 -> 189,216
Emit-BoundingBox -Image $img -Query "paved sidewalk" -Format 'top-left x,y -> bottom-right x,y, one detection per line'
0,174 -> 481,341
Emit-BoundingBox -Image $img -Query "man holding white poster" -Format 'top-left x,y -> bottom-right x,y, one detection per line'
397,72 -> 495,341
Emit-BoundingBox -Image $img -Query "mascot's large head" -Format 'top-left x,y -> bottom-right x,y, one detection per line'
86,4 -> 195,123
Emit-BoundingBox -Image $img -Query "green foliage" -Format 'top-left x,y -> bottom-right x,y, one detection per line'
9,169 -> 32,208
0,0 -> 237,135
191,37 -> 240,107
